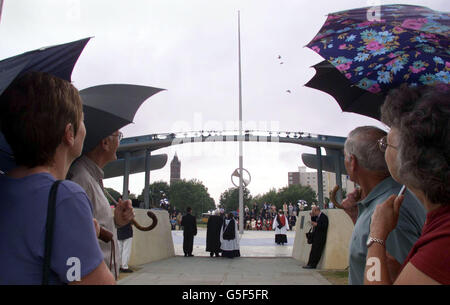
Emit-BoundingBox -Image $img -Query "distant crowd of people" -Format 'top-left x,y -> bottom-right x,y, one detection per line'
243,202 -> 299,231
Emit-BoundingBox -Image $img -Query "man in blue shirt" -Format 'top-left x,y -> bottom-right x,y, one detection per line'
340,126 -> 426,285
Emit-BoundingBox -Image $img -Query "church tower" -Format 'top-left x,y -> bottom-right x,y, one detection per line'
170,152 -> 181,184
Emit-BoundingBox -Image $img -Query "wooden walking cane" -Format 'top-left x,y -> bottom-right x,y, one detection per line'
330,185 -> 345,209
99,189 -> 158,280
103,189 -> 158,232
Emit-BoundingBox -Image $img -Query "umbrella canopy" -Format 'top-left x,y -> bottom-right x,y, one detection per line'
306,4 -> 449,95
0,37 -> 90,96
80,84 -> 165,153
0,37 -> 91,172
305,60 -> 385,119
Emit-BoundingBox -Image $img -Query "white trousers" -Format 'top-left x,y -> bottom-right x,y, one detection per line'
118,237 -> 133,269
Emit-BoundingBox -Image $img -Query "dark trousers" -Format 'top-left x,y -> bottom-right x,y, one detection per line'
183,233 -> 194,255
307,237 -> 326,267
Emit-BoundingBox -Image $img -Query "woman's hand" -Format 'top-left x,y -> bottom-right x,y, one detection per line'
370,194 -> 404,240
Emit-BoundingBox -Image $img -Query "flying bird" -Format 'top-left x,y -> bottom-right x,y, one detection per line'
277,55 -> 281,59
286,90 -> 291,94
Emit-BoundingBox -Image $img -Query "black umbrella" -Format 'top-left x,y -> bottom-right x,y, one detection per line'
305,60 -> 385,120
80,84 -> 165,153
0,37 -> 90,95
0,37 -> 91,172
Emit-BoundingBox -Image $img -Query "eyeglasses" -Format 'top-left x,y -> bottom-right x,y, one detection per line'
112,131 -> 123,142
377,136 -> 397,152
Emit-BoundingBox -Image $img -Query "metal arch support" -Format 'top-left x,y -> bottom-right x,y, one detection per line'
144,149 -> 151,209
316,147 -> 324,208
334,151 -> 344,203
123,151 -> 130,200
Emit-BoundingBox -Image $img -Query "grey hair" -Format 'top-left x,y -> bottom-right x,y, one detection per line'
344,126 -> 389,173
381,84 -> 450,205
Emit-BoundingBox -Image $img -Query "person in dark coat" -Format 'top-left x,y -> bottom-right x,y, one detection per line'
288,215 -> 297,231
181,207 -> 197,257
206,210 -> 224,257
304,206 -> 328,269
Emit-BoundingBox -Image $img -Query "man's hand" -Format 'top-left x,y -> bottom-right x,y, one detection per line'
114,198 -> 135,227
339,188 -> 361,224
311,221 -> 318,227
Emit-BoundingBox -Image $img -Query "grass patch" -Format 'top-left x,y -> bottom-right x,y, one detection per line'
318,269 -> 349,285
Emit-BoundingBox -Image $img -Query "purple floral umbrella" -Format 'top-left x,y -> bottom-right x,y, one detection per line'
306,4 -> 449,97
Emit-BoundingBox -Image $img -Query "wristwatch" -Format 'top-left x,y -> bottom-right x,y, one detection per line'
366,236 -> 385,248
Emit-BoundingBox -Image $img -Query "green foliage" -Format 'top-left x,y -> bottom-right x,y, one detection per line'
104,187 -> 121,205
250,184 -> 317,210
139,180 -> 170,208
140,179 -> 215,217
219,187 -> 252,212
170,179 -> 215,217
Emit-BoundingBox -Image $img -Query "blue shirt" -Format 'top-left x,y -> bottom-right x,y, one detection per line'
0,173 -> 104,284
348,177 -> 426,285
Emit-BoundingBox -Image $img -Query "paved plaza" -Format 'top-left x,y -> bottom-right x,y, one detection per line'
118,228 -> 331,285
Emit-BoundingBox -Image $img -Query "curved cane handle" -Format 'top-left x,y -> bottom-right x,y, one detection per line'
132,211 -> 158,231
330,185 -> 345,209
102,188 -> 158,232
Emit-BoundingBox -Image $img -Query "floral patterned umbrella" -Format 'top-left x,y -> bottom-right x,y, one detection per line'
306,4 -> 449,96
305,60 -> 384,119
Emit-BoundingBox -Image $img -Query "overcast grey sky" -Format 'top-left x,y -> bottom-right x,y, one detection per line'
1,0 -> 448,205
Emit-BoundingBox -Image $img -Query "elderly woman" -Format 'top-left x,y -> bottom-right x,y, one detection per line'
0,72 -> 115,284
364,84 -> 449,285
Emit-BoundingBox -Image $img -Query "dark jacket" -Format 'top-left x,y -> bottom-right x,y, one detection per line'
206,215 -> 223,252
313,212 -> 328,242
181,213 -> 197,236
117,222 -> 133,240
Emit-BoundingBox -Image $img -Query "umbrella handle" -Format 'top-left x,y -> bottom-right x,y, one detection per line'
330,185 -> 345,209
132,211 -> 158,231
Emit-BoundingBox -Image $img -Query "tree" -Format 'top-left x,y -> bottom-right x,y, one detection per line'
248,184 -> 317,211
219,187 -> 252,212
258,188 -> 280,207
278,184 -> 317,208
104,187 -> 121,205
139,180 -> 170,208
169,179 -> 215,217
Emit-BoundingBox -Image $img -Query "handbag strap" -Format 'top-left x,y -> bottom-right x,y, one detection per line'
42,180 -> 63,285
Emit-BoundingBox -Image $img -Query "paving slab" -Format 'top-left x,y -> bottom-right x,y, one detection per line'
119,229 -> 331,285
